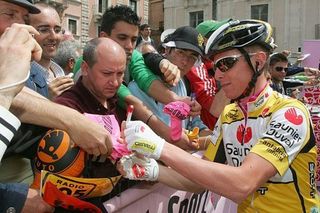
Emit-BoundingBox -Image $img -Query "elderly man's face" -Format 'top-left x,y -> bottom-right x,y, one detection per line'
0,1 -> 29,35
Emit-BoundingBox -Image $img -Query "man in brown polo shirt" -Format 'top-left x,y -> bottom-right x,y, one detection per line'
54,37 -> 134,211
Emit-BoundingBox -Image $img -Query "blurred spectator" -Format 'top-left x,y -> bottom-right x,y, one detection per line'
269,52 -> 288,94
129,26 -> 211,137
136,24 -> 155,51
29,2 -> 74,98
186,19 -> 230,129
61,29 -> 75,41
54,39 -> 80,75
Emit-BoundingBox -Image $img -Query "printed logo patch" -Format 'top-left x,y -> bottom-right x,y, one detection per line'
133,140 -> 156,153
132,163 -> 145,178
236,124 -> 252,144
226,109 -> 238,120
134,125 -> 145,133
284,108 -> 303,125
254,96 -> 265,108
261,107 -> 270,117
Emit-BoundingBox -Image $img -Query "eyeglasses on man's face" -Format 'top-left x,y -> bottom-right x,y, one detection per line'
36,25 -> 62,35
173,48 -> 199,65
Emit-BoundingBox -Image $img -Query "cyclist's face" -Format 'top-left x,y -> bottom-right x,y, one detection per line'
213,49 -> 253,99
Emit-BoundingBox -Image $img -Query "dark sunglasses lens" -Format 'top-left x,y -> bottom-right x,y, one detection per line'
216,57 -> 238,72
275,67 -> 288,72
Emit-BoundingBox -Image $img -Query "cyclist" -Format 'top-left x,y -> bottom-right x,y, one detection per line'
119,19 -> 320,212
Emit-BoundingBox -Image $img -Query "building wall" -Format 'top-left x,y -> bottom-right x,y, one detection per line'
149,0 -> 164,46
164,0 -> 212,28
164,0 -> 320,52
36,0 -> 149,46
60,1 -> 81,43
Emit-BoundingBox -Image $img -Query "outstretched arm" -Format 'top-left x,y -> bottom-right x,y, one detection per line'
123,121 -> 278,203
130,49 -> 182,104
124,94 -> 196,150
158,163 -> 204,193
160,142 -> 276,203
11,87 -> 113,156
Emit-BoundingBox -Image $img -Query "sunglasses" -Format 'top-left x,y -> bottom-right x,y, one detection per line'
274,66 -> 288,72
214,53 -> 256,73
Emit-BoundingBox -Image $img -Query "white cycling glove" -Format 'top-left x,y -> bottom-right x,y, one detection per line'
124,121 -> 165,159
119,153 -> 159,181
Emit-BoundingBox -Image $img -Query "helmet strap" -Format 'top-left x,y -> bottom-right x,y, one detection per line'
233,48 -> 263,102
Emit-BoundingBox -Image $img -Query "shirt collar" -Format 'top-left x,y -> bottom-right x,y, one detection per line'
238,83 -> 272,113
76,77 -> 118,114
31,60 -> 65,83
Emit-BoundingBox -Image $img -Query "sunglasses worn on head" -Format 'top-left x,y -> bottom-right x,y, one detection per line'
214,53 -> 256,73
275,66 -> 288,72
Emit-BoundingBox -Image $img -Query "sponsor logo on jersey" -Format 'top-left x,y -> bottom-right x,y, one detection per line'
254,95 -> 265,108
225,109 -> 238,120
261,107 -> 270,117
309,162 -> 316,198
257,187 -> 268,195
236,124 -> 252,144
226,142 -> 253,166
261,139 -> 287,161
266,120 -> 302,148
284,108 -> 303,125
226,143 -> 252,157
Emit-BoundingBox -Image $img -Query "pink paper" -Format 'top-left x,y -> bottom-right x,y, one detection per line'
163,101 -> 190,141
163,101 -> 190,119
170,117 -> 182,141
84,113 -> 131,161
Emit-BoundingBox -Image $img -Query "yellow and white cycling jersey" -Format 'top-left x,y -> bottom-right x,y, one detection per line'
205,85 -> 320,213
